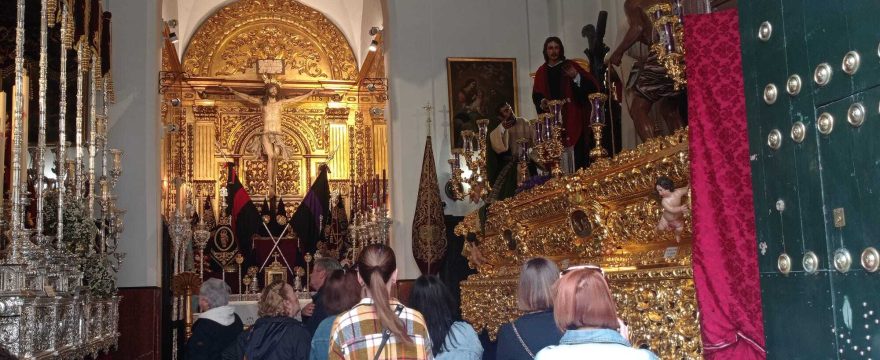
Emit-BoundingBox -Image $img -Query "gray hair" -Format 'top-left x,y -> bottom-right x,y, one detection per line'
200,278 -> 231,309
313,257 -> 342,272
517,257 -> 560,312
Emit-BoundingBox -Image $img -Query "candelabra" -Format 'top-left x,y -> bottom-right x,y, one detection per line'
647,2 -> 686,90
193,220 -> 211,280
516,138 -> 531,186
588,93 -> 609,160
347,204 -> 392,262
448,119 -> 491,202
532,100 -> 567,177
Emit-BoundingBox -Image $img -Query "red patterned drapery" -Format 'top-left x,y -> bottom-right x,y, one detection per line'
685,9 -> 766,360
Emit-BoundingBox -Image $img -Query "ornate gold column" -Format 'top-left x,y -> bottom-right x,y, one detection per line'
371,113 -> 387,177
192,106 -> 217,181
325,107 -> 350,180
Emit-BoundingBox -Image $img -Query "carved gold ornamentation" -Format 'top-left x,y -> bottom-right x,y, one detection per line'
244,160 -> 269,196
457,129 -> 698,357
215,25 -> 327,78
276,160 -> 302,196
182,0 -> 357,81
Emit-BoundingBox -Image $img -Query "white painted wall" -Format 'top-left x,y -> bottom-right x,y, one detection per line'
107,0 -> 164,287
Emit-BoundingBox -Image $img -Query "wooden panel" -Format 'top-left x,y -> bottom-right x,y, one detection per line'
99,287 -> 162,360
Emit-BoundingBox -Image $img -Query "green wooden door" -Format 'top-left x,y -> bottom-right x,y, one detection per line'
739,1 -> 880,358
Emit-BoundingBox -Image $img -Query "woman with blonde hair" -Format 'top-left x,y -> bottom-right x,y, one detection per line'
329,244 -> 433,359
226,280 -> 311,360
495,257 -> 562,360
535,266 -> 657,359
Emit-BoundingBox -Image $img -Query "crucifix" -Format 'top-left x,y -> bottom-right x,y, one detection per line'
223,60 -> 317,199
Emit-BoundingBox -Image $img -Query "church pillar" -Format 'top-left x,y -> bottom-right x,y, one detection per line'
325,107 -> 350,180
105,0 -> 162,358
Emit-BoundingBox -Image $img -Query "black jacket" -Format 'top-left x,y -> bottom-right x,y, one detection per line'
227,316 -> 311,360
185,313 -> 244,360
496,310 -> 563,360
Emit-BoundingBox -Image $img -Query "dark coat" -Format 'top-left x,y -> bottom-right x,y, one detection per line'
495,310 -> 563,360
185,313 -> 244,360
226,316 -> 312,360
303,288 -> 328,335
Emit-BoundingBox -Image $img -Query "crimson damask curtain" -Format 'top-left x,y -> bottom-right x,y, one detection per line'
685,9 -> 766,360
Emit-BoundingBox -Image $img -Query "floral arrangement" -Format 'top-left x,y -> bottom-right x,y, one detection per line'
43,190 -> 116,298
515,174 -> 551,194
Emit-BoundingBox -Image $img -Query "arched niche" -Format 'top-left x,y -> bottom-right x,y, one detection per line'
182,0 -> 358,81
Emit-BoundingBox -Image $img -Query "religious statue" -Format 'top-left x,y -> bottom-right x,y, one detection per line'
655,176 -> 689,242
608,0 -> 685,142
223,78 -> 318,197
487,103 -> 534,202
532,37 -> 601,172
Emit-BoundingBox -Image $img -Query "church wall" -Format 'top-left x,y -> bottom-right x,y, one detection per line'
107,0 -> 164,288
385,0 -> 554,279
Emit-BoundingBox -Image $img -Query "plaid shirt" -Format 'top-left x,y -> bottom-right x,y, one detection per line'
329,298 -> 433,360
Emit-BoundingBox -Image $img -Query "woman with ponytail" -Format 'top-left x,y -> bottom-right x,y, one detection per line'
328,244 -> 433,359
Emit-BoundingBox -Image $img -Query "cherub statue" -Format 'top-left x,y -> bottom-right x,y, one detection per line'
655,176 -> 689,242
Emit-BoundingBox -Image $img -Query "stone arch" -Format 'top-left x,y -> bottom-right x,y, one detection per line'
182,0 -> 358,81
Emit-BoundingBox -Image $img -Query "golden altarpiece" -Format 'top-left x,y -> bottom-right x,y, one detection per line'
160,0 -> 388,222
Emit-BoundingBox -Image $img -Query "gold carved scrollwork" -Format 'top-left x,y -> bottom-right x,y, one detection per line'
244,160 -> 269,196
182,0 -> 357,80
276,160 -> 302,196
215,25 -> 327,78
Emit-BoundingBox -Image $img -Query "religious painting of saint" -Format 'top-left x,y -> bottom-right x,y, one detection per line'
446,58 -> 518,149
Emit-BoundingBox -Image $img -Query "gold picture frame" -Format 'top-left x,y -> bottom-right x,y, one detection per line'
264,258 -> 288,285
446,57 -> 519,149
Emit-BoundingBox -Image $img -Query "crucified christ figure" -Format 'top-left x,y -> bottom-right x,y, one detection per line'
224,83 -> 316,198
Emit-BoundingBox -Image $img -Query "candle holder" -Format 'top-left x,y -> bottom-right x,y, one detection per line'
234,253 -> 244,297
109,148 -> 122,188
532,101 -> 567,177
647,3 -> 686,90
448,120 -> 492,202
516,138 -> 531,186
304,253 -> 313,291
588,93 -> 609,160
193,221 -> 211,280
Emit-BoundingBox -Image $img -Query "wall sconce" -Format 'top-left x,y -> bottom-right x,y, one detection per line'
368,40 -> 379,52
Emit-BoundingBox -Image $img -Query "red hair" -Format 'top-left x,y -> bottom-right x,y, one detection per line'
553,268 -> 619,331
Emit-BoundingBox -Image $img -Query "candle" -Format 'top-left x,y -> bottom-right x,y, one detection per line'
0,91 -> 6,195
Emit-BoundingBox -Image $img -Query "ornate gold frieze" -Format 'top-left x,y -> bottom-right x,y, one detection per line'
244,160 -> 269,196
182,0 -> 357,81
457,129 -> 699,357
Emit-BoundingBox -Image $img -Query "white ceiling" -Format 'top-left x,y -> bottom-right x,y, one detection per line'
162,0 -> 385,66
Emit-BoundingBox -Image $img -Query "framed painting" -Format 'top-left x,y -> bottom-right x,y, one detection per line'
446,57 -> 518,149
